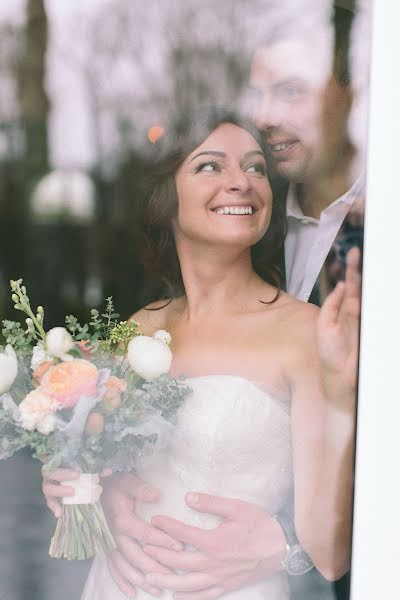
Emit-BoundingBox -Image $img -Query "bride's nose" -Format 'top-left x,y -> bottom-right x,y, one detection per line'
225,166 -> 251,193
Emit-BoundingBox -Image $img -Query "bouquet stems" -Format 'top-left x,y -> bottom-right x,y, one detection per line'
49,502 -> 116,560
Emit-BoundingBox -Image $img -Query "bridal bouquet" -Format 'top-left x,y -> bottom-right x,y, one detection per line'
0,279 -> 190,560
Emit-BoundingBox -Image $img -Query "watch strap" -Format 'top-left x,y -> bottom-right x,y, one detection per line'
274,512 -> 300,548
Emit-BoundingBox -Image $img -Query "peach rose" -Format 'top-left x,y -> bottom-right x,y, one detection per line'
33,360 -> 55,386
85,411 -> 104,434
102,375 -> 127,410
40,359 -> 99,408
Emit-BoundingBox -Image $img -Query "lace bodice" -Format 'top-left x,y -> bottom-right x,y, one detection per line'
82,375 -> 293,600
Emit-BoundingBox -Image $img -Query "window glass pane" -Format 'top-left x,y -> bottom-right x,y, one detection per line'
0,2 -> 374,599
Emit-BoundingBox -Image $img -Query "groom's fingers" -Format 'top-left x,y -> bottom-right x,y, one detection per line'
115,473 -> 160,503
143,544 -> 216,571
146,570 -> 217,592
114,513 -> 183,551
151,515 -> 211,548
107,550 -> 161,597
102,473 -> 160,517
107,553 -> 137,598
117,535 -> 173,575
185,492 -> 240,518
174,587 -> 224,600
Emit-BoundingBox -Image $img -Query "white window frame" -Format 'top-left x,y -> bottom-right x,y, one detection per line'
350,1 -> 400,597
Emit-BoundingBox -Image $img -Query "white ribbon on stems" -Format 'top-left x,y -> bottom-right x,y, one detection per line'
62,473 -> 102,505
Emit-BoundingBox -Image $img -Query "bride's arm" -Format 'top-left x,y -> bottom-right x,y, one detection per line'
291,249 -> 360,580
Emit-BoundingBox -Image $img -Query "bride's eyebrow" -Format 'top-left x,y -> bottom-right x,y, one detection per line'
189,151 -> 226,163
243,150 -> 265,159
189,149 -> 265,163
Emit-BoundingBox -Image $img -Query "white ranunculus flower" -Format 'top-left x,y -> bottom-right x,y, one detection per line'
36,414 -> 56,435
31,341 -> 52,371
46,327 -> 75,359
0,345 -> 18,395
153,330 -> 172,346
19,389 -> 57,433
127,335 -> 172,381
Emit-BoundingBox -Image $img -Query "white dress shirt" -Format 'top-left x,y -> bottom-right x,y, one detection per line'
285,177 -> 364,301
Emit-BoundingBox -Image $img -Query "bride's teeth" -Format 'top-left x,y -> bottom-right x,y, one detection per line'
213,206 -> 254,215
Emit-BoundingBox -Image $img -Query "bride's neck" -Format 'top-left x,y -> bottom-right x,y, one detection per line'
175,242 -> 260,319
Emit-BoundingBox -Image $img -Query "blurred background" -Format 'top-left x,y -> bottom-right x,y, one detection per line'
0,2 -> 258,598
0,0 -> 256,326
0,0 -> 366,598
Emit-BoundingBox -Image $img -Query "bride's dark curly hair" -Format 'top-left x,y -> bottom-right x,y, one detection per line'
139,106 -> 287,303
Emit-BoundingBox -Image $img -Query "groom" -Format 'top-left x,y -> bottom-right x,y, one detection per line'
249,4 -> 363,308
103,5 -> 362,600
247,6 -> 363,599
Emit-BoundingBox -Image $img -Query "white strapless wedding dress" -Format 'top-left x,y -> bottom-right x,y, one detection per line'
82,375 -> 293,599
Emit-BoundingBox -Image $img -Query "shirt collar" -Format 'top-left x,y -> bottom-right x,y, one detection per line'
286,173 -> 365,221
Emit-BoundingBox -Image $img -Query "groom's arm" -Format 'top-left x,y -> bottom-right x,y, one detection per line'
106,483 -> 334,600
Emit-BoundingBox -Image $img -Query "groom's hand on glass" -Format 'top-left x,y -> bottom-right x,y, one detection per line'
102,472 -> 183,598
143,492 -> 286,599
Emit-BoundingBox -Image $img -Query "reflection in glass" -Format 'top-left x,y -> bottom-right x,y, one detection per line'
0,2 -> 370,599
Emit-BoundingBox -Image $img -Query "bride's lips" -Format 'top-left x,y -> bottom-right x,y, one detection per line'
267,140 -> 299,160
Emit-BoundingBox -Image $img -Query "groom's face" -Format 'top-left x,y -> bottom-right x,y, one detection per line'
249,36 -> 352,183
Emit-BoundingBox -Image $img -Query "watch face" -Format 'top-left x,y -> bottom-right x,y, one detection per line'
285,545 -> 315,576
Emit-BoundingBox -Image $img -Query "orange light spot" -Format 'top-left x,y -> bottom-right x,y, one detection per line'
147,125 -> 165,144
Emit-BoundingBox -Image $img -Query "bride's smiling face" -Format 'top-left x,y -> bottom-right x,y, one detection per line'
173,123 -> 272,248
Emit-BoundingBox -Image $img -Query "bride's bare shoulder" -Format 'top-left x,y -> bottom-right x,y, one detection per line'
273,291 -> 320,338
129,297 -> 184,336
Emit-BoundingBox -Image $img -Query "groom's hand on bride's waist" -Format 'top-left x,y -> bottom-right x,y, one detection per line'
102,472 -> 183,598
144,492 -> 286,599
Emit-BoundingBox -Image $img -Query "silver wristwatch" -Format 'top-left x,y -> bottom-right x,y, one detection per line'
274,513 -> 315,576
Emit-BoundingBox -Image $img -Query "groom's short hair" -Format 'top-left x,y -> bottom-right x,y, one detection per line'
333,6 -> 355,86
257,6 -> 354,87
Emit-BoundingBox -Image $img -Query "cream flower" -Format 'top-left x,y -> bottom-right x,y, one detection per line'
19,389 -> 58,433
153,330 -> 172,345
37,414 -> 56,435
127,333 -> 172,380
45,327 -> 75,360
0,345 -> 18,395
31,341 -> 53,371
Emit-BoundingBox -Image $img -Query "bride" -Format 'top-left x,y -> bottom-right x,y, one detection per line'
43,108 -> 359,599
